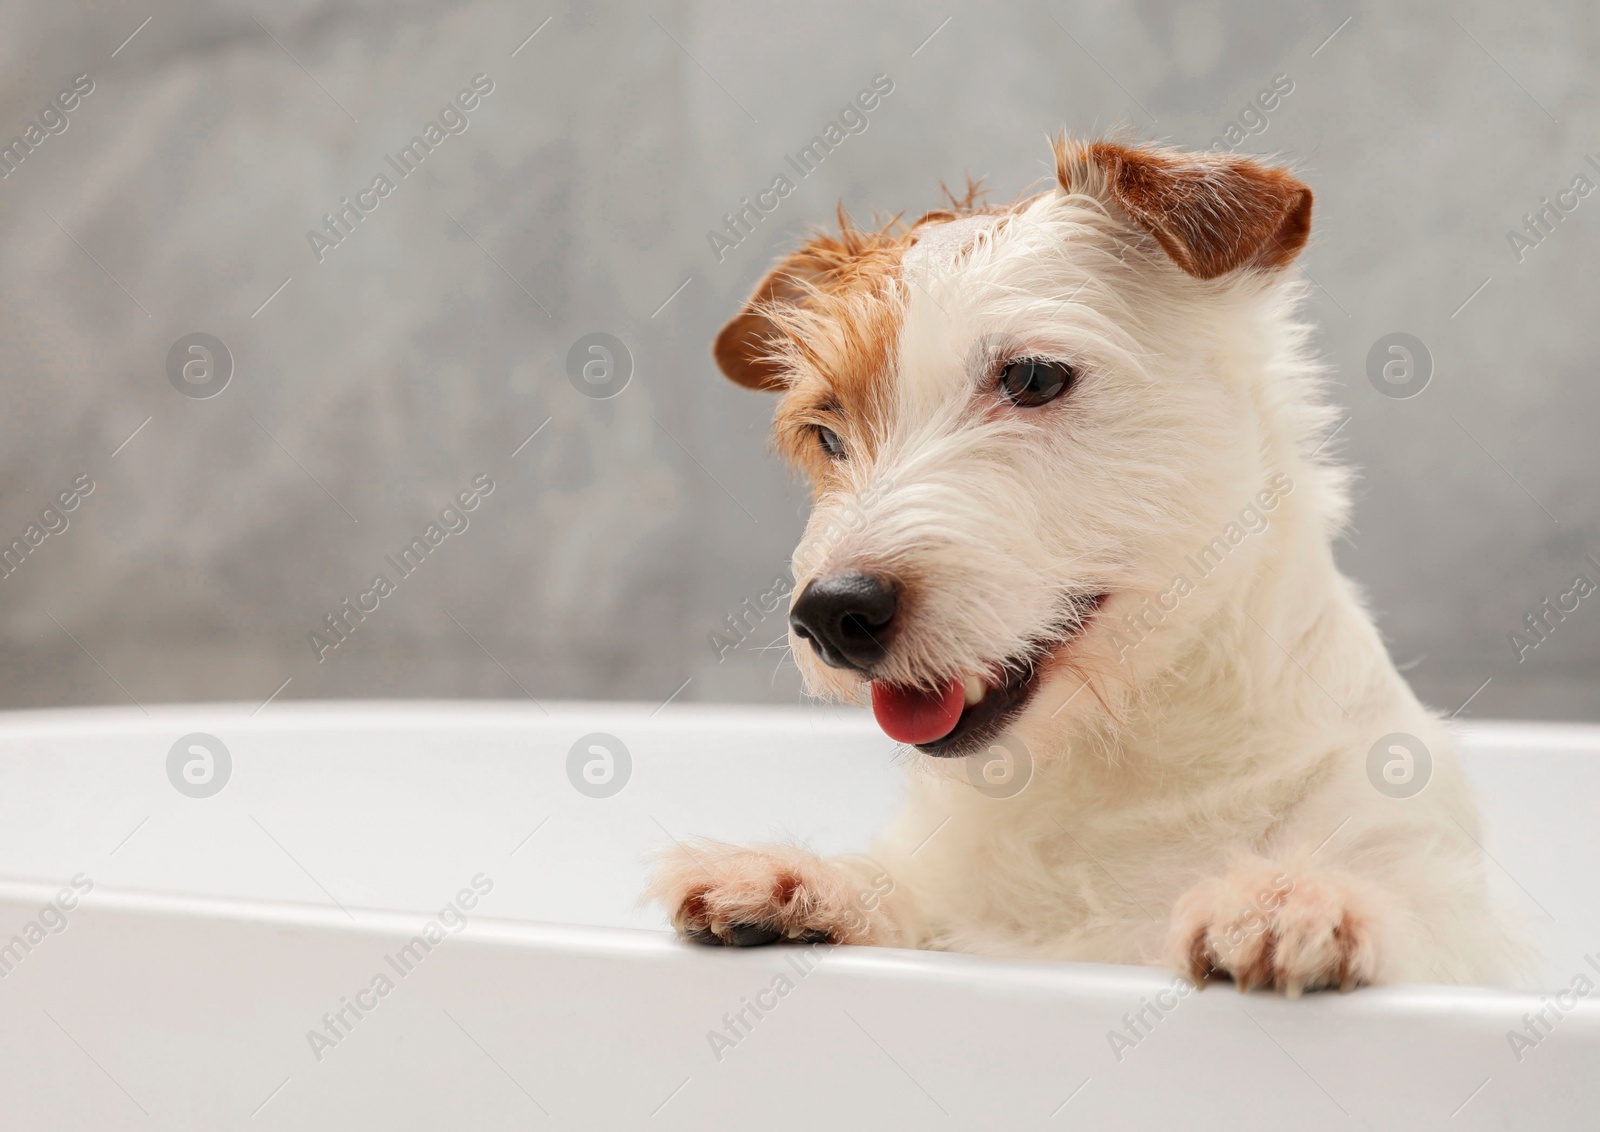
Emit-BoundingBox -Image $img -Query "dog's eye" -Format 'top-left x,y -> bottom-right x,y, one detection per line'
815,426 -> 847,460
999,358 -> 1075,407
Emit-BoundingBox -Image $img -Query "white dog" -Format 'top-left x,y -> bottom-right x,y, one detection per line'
649,138 -> 1521,994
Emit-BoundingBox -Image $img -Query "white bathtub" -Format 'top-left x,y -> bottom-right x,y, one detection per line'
0,702 -> 1595,1130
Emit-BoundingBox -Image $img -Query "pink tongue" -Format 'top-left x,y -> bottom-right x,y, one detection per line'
871,677 -> 966,745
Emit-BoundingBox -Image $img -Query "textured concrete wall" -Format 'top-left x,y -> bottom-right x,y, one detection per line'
0,0 -> 1595,720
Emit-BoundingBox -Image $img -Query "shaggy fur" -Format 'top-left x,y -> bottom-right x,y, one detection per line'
649,139 -> 1523,993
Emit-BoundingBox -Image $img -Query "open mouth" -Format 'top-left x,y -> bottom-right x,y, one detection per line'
870,594 -> 1107,758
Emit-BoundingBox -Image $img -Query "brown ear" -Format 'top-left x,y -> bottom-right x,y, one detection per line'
1056,141 -> 1312,279
713,255 -> 826,391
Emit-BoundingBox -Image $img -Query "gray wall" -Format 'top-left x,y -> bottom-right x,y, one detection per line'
0,0 -> 1596,720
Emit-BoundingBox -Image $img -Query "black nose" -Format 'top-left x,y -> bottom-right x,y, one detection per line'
789,572 -> 899,672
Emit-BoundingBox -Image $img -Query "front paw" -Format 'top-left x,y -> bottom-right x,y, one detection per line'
646,841 -> 879,947
1167,866 -> 1382,995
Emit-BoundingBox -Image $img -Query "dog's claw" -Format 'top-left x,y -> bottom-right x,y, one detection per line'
726,923 -> 782,947
683,921 -> 784,946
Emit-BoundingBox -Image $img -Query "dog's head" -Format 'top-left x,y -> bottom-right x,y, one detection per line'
716,139 -> 1318,758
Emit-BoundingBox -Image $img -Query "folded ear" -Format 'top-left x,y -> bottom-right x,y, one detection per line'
713,253 -> 829,391
1055,140 -> 1312,279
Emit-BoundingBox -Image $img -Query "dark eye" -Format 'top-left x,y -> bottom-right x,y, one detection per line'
816,426 -> 847,460
999,358 -> 1075,407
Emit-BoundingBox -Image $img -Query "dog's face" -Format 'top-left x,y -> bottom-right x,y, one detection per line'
716,140 -> 1314,758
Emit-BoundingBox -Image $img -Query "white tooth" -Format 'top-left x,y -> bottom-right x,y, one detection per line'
963,676 -> 986,706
